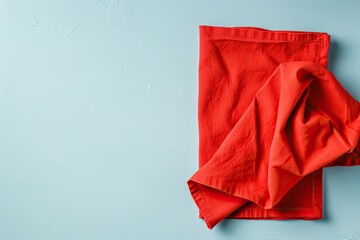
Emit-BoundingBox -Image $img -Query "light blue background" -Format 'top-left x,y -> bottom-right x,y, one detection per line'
1,0 -> 360,239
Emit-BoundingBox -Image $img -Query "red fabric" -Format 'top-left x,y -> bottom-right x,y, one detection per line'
187,26 -> 360,229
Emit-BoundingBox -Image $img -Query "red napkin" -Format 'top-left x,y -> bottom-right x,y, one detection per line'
187,26 -> 360,229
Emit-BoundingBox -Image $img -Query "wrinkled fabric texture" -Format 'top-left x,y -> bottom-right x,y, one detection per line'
187,26 -> 360,229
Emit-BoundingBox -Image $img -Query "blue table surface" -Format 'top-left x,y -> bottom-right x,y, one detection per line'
1,0 -> 360,239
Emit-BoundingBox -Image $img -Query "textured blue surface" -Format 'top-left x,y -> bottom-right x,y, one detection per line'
1,0 -> 360,239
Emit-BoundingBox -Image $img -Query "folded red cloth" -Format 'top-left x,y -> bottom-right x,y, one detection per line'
187,26 -> 360,229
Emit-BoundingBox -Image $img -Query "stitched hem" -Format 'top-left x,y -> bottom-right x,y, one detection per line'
187,180 -> 216,229
200,25 -> 330,43
221,170 -> 323,219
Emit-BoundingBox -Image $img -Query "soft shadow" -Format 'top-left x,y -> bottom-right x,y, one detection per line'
216,219 -> 241,235
327,38 -> 339,73
217,218 -> 232,231
321,170 -> 330,222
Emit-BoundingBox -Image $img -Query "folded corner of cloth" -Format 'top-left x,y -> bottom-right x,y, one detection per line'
187,25 -> 360,229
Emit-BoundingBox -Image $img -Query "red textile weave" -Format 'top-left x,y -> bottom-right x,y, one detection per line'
187,26 -> 360,229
